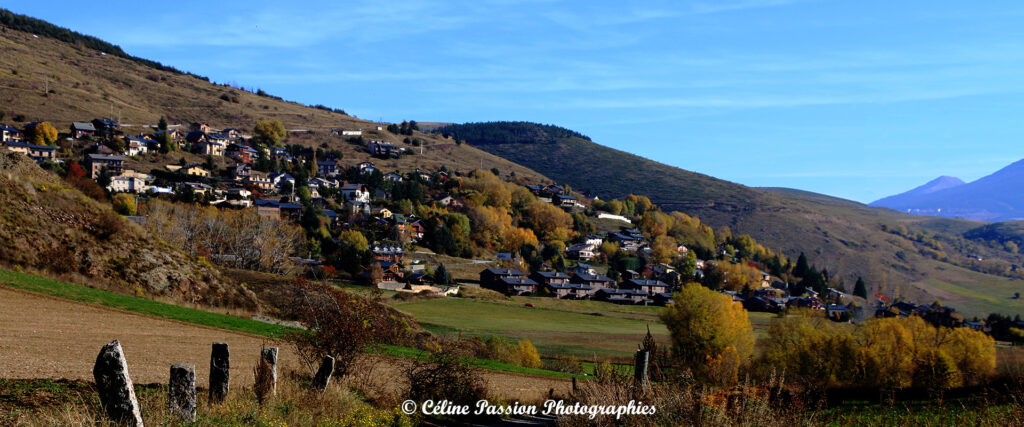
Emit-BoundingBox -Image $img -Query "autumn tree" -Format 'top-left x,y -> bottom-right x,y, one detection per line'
518,340 -> 542,368
524,200 -> 574,242
111,193 -> 137,216
254,120 -> 286,147
27,121 -> 58,145
661,283 -> 754,384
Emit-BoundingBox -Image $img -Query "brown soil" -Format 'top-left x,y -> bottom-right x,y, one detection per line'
0,286 -> 570,401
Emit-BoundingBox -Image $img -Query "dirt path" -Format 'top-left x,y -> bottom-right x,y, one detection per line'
0,286 -> 570,401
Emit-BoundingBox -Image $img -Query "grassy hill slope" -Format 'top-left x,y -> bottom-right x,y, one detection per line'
0,151 -> 257,308
437,122 -> 1024,317
0,22 -> 548,182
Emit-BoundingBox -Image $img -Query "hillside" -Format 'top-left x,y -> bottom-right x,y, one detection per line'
436,122 -> 1024,317
0,20 -> 548,183
871,159 -> 1024,222
0,151 -> 256,308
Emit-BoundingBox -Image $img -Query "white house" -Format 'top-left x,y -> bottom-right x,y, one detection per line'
341,183 -> 370,203
107,175 -> 145,193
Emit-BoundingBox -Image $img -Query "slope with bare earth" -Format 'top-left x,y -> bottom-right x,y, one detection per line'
0,25 -> 549,182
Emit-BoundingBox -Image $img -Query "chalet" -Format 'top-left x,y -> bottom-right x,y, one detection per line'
70,122 -> 96,139
372,244 -> 404,262
410,220 -> 426,240
571,274 -> 616,294
593,288 -> 649,305
317,160 -> 339,177
547,282 -> 592,299
179,182 -> 212,196
178,164 -> 211,178
493,277 -> 539,296
0,125 -> 23,142
268,172 -> 295,188
544,184 -> 567,195
310,177 -> 339,189
480,268 -> 526,290
566,243 -> 596,260
640,264 -> 676,281
371,207 -> 393,218
367,140 -> 401,157
254,199 -> 302,221
91,118 -> 120,139
433,193 -> 462,208
555,194 -> 577,208
244,174 -> 274,191
85,142 -> 114,155
228,163 -> 251,180
358,161 -> 376,174
584,235 -> 604,247
826,304 -> 851,322
191,135 -> 227,156
190,122 -> 212,133
964,321 -> 987,332
413,168 -> 431,181
364,261 -> 402,283
340,183 -> 370,203
220,128 -> 243,140
569,263 -> 598,276
226,187 -> 252,199
745,296 -> 785,313
86,154 -> 125,179
226,143 -> 258,164
622,279 -> 669,295
530,271 -> 571,287
107,175 -> 145,193
383,172 -> 404,182
270,147 -> 292,162
5,142 -> 56,163
125,137 -> 149,156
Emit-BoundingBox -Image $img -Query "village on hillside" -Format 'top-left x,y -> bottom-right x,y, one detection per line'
1,117 -> 1016,335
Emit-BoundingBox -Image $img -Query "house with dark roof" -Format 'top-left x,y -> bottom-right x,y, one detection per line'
547,282 -> 592,299
70,122 -> 96,139
530,271 -> 571,287
4,141 -> 56,163
91,118 -> 120,138
480,268 -> 526,292
0,125 -> 23,142
492,277 -> 539,296
254,199 -> 302,221
85,154 -> 124,178
372,244 -> 404,262
593,288 -> 649,305
226,143 -> 258,164
317,160 -> 339,177
358,161 -> 376,174
571,274 -> 616,295
622,279 -> 668,295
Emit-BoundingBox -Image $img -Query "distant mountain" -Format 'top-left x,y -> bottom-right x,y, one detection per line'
871,176 -> 965,210
871,160 -> 1024,222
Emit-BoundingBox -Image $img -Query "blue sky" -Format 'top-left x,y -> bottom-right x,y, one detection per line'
10,1 -> 1024,203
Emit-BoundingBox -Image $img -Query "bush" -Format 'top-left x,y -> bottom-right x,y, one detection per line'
404,348 -> 487,410
92,212 -> 123,240
111,193 -> 136,216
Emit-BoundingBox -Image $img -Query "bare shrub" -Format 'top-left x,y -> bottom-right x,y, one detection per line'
404,347 -> 487,409
253,352 -> 274,406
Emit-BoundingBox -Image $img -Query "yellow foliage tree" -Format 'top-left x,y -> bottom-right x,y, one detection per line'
111,193 -> 137,216
518,339 -> 542,369
28,121 -> 58,145
661,283 -> 754,382
525,201 -> 574,242
253,120 -> 286,147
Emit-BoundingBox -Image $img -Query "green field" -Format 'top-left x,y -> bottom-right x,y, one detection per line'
392,295 -> 669,359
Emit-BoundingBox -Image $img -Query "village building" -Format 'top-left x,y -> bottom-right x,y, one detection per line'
85,154 -> 125,179
5,142 -> 56,163
70,122 -> 96,139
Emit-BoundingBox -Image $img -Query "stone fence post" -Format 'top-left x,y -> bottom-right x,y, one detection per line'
209,342 -> 230,404
169,363 -> 196,422
93,339 -> 144,426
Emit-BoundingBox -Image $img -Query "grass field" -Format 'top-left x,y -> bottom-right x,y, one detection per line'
392,296 -> 669,359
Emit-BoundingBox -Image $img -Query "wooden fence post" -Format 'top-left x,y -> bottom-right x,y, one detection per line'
93,339 -> 144,426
